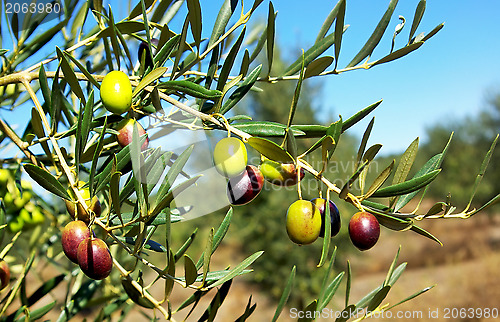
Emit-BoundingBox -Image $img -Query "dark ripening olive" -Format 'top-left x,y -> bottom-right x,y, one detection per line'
138,39 -> 159,70
62,221 -> 91,264
0,259 -> 10,290
227,165 -> 264,205
348,212 -> 380,251
286,200 -> 322,245
311,198 -> 341,238
77,237 -> 113,280
116,118 -> 149,151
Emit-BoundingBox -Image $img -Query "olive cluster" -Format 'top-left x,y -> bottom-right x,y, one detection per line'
213,138 -> 381,250
1,169 -> 45,233
61,221 -> 113,280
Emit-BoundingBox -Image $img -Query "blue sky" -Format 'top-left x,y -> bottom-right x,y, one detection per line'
3,0 -> 500,155
112,0 -> 500,154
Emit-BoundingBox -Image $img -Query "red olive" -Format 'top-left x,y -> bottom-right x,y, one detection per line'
348,212 -> 380,251
77,237 -> 113,280
227,165 -> 264,205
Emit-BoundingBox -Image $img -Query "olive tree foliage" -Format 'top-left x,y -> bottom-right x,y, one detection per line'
0,0 -> 498,321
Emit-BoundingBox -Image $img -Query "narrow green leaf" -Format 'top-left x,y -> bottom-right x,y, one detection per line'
355,117 -> 375,170
56,47 -> 85,105
266,2 -> 276,76
235,296 -> 257,322
249,24 -> 267,64
220,64 -> 262,115
232,121 -> 305,137
271,266 -> 296,322
177,269 -> 253,284
394,153 -> 441,211
158,80 -> 222,99
108,211 -> 182,227
370,169 -> 441,198
317,247 -> 337,307
152,0 -> 175,23
94,146 -> 132,193
335,305 -> 356,322
26,274 -> 65,307
375,213 -> 412,231
283,26 -> 348,77
110,171 -> 122,217
217,26 -> 246,92
390,137 -> 419,204
106,7 -> 122,70
384,246 -> 401,287
38,64 -> 51,110
150,175 -> 201,219
346,0 -> 399,67
23,164 -> 70,200
154,145 -> 194,210
30,108 -> 53,162
298,300 -> 318,322
345,260 -> 351,308
334,0 -> 346,69
363,160 -> 394,199
187,0 -> 202,49
199,280 -> 232,321
207,0 -> 238,48
133,67 -> 168,97
64,51 -> 100,88
286,53 -> 306,129
121,277 -> 155,309
469,193 -> 500,216
128,0 -> 155,19
175,228 -> 198,262
116,236 -> 167,252
96,22 -> 145,39
410,225 -> 442,245
304,56 -> 334,79
202,228 -> 214,285
315,0 -> 343,43
154,33 -> 181,66
57,280 -> 100,321
285,128 -> 298,159
387,285 -> 435,311
15,301 -> 56,322
466,134 -> 498,210
247,137 -> 294,163
388,262 -> 407,285
164,251 -> 175,299
208,251 -> 263,289
239,49 -> 250,77
318,272 -> 345,311
342,99 -> 383,132
317,192 -> 332,267
171,17 -> 190,79
371,41 -> 424,67
184,254 -> 198,286
196,207 -> 233,269
89,117 -> 108,197
367,285 -> 391,312
408,0 -> 426,43
421,22 -> 444,42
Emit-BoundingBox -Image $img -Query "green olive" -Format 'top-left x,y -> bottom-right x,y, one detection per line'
100,71 -> 133,115
286,200 -> 322,245
65,181 -> 101,223
213,137 -> 248,178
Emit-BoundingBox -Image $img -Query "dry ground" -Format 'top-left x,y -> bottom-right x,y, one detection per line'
6,204 -> 500,321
